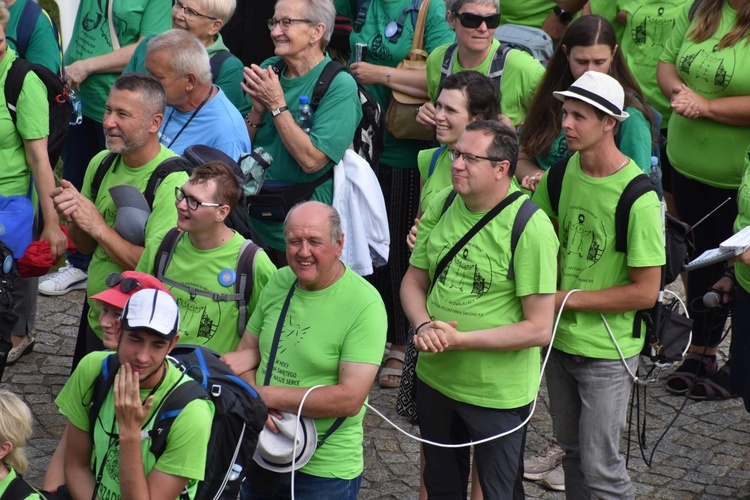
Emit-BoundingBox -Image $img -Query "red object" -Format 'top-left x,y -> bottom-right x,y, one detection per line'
17,226 -> 76,278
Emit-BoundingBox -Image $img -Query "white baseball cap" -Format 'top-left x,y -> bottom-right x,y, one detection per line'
121,289 -> 180,339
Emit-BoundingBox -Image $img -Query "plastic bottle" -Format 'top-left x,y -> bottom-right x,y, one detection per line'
296,95 -> 313,134
69,89 -> 83,126
228,463 -> 243,481
650,155 -> 664,200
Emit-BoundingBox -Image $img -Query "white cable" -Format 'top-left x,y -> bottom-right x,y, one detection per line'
289,384 -> 325,500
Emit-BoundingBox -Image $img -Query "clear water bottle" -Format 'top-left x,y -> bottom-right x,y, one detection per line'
228,463 -> 243,481
296,95 -> 313,134
650,155 -> 664,200
69,88 -> 83,126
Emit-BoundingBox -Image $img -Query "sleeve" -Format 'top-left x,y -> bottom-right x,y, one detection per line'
659,1 -> 691,64
530,175 -> 556,221
309,71 -> 362,165
24,12 -> 62,74
417,148 -> 433,181
138,0 -> 173,37
501,50 -> 545,126
425,45 -> 448,101
123,38 -> 148,74
618,107 -> 652,173
215,55 -> 252,115
154,398 -> 214,480
247,250 -> 278,320
423,0 -> 455,53
626,192 -> 666,268
144,170 -> 189,245
340,292 -> 387,365
55,353 -> 108,431
513,209 -> 559,296
16,71 -> 49,140
410,186 -> 450,269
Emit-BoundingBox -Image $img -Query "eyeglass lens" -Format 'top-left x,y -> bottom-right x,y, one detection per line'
454,12 -> 501,29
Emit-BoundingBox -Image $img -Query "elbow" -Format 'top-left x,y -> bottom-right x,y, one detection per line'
341,396 -> 367,417
299,157 -> 329,175
531,324 -> 553,348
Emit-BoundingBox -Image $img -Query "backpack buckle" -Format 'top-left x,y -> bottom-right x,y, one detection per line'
211,384 -> 222,397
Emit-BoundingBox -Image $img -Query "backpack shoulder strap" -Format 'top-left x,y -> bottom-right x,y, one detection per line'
440,190 -> 458,216
317,416 -> 347,448
507,199 -> 540,280
487,43 -> 513,87
88,353 -> 120,440
439,43 -> 458,87
428,145 -> 447,178
148,378 -> 208,459
353,0 -> 373,32
10,0 -> 42,59
3,475 -> 37,499
144,157 -> 193,210
545,155 -> 572,216
90,153 -> 118,203
310,60 -> 346,111
209,50 -> 233,84
615,174 -> 657,253
153,227 -> 183,279
235,239 -> 262,336
4,58 -> 32,126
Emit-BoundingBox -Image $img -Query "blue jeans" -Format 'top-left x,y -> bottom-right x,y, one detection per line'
240,461 -> 362,500
547,348 -> 636,500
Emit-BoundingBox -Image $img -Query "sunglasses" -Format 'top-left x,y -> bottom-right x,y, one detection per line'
106,273 -> 143,293
451,11 -> 501,29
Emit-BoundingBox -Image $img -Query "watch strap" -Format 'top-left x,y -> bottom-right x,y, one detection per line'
272,106 -> 289,117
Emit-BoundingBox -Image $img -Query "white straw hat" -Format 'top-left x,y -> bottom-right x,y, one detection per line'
553,71 -> 629,122
253,411 -> 318,473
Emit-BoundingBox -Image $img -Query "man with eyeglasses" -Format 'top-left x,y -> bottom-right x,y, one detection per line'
136,162 -> 276,354
143,29 -> 251,159
124,0 -> 251,115
401,120 -> 558,498
50,73 -> 190,371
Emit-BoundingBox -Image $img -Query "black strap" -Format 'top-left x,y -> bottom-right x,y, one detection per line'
508,200 -> 540,280
545,154 -> 572,216
4,58 -> 34,126
272,59 -> 345,113
209,50 -> 233,84
263,280 -> 298,385
430,191 -> 523,294
615,174 -> 657,253
317,416 -> 346,448
148,379 -> 208,458
3,475 -> 37,499
90,153 -> 118,204
353,0 -> 372,32
439,43 -> 512,97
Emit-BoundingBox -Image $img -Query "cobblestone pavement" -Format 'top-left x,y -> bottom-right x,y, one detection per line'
5,290 -> 750,498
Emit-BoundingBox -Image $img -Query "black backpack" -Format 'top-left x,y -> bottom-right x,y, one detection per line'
90,147 -> 259,241
0,245 -> 19,384
88,346 -> 268,500
4,58 -> 71,167
1,474 -> 41,500
272,59 -> 385,170
153,228 -> 262,336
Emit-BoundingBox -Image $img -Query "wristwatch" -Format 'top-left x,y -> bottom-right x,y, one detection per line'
554,6 -> 573,25
271,106 -> 289,118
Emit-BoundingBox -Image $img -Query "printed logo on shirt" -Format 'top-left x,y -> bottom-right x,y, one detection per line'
678,42 -> 735,94
367,32 -> 395,63
432,241 -> 494,314
560,208 -> 606,270
630,1 -> 681,50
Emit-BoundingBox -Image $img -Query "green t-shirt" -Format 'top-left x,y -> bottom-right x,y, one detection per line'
660,1 -> 750,188
249,55 -> 361,250
499,0 -> 556,28
0,468 -> 43,499
82,146 -> 189,338
64,0 -> 172,121
410,184 -> 558,408
0,48 -> 48,199
55,351 -> 214,499
734,146 -> 750,292
343,0 -> 455,168
588,0 -> 626,42
619,0 -> 689,123
6,0 -> 61,73
416,146 -> 451,213
124,33 -> 251,115
249,266 -> 386,479
136,231 -> 277,354
426,40 -> 544,127
533,154 -> 665,359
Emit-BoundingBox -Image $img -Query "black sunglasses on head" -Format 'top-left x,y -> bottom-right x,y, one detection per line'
106,273 -> 143,293
451,10 -> 501,29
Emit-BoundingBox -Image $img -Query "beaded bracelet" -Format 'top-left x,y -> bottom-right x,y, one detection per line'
245,114 -> 265,128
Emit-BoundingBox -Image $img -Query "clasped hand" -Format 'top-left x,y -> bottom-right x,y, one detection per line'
50,179 -> 103,233
413,320 -> 459,353
241,64 -> 285,114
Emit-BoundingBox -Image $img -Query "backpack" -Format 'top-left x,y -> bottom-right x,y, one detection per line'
154,228 -> 262,336
353,0 -> 423,43
91,147 -> 259,241
6,0 -> 64,70
209,50 -> 233,83
439,190 -> 540,280
88,346 -> 268,500
428,145 -> 447,177
272,59 -> 385,170
0,248 -> 19,383
1,474 -> 40,500
4,57 -> 71,167
439,43 -> 513,98
493,24 -> 553,64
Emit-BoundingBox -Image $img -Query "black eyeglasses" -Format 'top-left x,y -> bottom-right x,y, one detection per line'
175,186 -> 222,211
173,0 -> 217,20
267,17 -> 314,30
106,273 -> 143,293
449,148 -> 503,164
451,11 -> 501,29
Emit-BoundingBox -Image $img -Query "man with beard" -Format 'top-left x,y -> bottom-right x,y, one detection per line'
51,73 -> 189,369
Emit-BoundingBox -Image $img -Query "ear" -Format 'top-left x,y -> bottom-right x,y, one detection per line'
612,44 -> 619,58
215,203 -> 231,222
447,10 -> 457,30
561,44 -> 568,56
167,335 -> 180,353
185,72 -> 198,92
207,19 -> 224,37
148,112 -> 164,134
309,22 -> 325,46
495,159 -> 511,180
0,441 -> 13,461
602,115 -> 618,133
335,233 -> 345,258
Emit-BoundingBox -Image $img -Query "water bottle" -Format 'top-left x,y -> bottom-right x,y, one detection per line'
296,95 -> 313,134
69,88 -> 83,126
650,155 -> 664,200
228,463 -> 243,481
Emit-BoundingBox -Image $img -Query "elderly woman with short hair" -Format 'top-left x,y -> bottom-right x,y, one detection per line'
124,0 -> 250,114
241,0 -> 362,266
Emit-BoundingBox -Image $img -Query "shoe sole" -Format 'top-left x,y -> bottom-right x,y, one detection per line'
6,340 -> 35,366
540,480 -> 565,492
524,471 -> 554,481
38,282 -> 87,296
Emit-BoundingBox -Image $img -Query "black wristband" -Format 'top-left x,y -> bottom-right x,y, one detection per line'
414,320 -> 431,335
554,6 -> 573,24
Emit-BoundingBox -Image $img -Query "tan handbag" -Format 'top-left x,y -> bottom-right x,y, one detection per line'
385,0 -> 433,141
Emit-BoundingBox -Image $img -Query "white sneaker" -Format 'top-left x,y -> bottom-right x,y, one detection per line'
38,263 -> 88,296
523,439 -> 564,480
539,464 -> 565,492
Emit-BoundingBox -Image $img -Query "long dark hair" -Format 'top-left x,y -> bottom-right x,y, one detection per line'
521,15 -> 653,158
436,70 -> 500,120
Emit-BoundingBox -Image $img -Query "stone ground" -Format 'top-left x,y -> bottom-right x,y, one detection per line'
5,288 -> 750,498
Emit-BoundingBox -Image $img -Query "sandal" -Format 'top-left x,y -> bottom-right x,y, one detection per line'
689,363 -> 737,401
665,353 -> 717,395
378,348 -> 405,388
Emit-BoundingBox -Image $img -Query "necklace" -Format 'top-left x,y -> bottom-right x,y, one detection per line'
161,85 -> 214,148
613,157 -> 629,173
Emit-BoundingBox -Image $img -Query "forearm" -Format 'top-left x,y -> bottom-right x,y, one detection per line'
657,61 -> 683,100
245,108 -> 265,142
554,0 -> 585,12
119,433 -> 150,500
77,40 -> 143,76
400,267 -> 432,328
26,147 -> 59,230
274,113 -> 330,174
702,95 -> 750,126
64,464 -> 96,500
258,383 -> 366,418
515,156 -> 544,182
68,221 -> 97,255
382,65 -> 428,99
557,283 -> 658,313
90,223 -> 144,270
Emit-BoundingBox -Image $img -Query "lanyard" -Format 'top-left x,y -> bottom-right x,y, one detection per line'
161,85 -> 214,148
